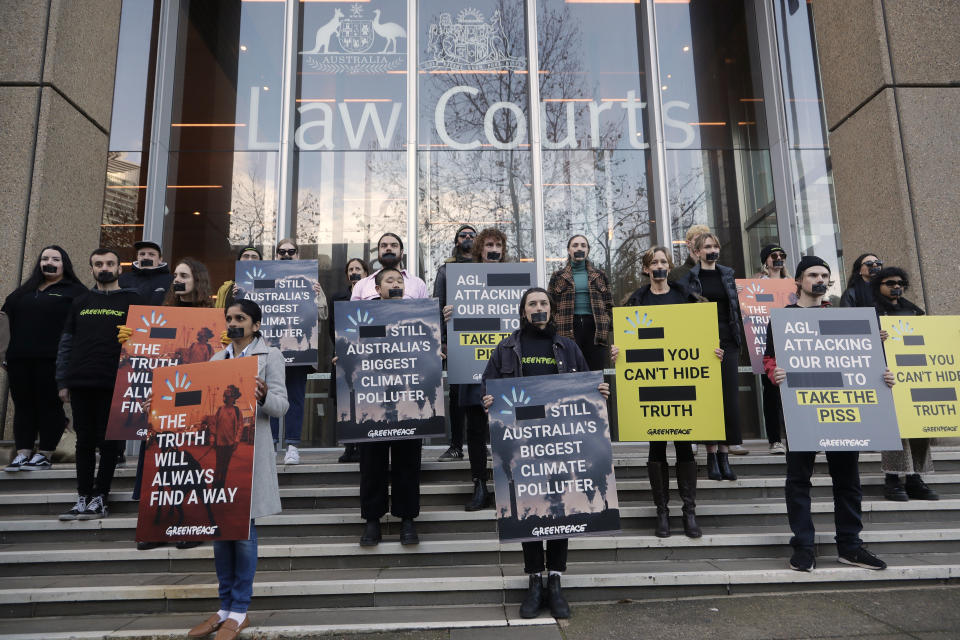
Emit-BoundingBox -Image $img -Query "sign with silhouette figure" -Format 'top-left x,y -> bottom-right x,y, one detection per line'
136,358 -> 258,543
235,260 -> 320,367
487,371 -> 620,543
106,306 -> 226,440
334,298 -> 445,442
736,278 -> 798,374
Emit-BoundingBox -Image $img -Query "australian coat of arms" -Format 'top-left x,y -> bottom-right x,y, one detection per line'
424,8 -> 526,71
300,4 -> 406,74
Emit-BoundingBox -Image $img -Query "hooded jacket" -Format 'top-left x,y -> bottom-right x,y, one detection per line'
119,262 -> 173,306
676,263 -> 743,348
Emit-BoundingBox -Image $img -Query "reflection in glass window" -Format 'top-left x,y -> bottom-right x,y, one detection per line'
102,152 -> 147,261
418,0 -> 535,290
537,0 -> 653,304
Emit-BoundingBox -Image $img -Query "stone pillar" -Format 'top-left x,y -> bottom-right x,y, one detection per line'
0,1 -> 122,438
810,0 -> 959,315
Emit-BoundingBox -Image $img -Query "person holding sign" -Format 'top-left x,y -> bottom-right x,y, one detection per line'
330,258 -> 370,464
351,233 -> 428,300
752,244 -> 790,454
187,298 -> 288,640
676,233 -> 746,475
763,256 -> 892,572
615,246 -> 723,538
215,247 -> 262,309
872,267 -> 938,502
548,234 -> 613,372
2,245 -> 87,472
841,252 -> 883,308
481,287 -> 609,620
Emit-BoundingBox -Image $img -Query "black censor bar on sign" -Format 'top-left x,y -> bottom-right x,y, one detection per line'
818,320 -> 872,335
904,335 -> 925,346
755,294 -> 775,302
896,354 -> 927,367
486,273 -> 531,287
911,388 -> 958,402
174,391 -> 202,407
253,279 -> 276,289
515,405 -> 547,421
787,372 -> 845,388
149,327 -> 177,339
359,325 -> 387,338
453,318 -> 501,331
626,348 -> 665,363
638,386 -> 697,402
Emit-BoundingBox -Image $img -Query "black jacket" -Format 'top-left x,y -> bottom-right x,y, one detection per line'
624,283 -> 700,307
480,328 -> 590,396
840,278 -> 874,308
875,295 -> 924,318
2,280 -> 88,360
433,252 -> 473,308
676,263 -> 743,348
118,262 -> 173,306
56,287 -> 144,389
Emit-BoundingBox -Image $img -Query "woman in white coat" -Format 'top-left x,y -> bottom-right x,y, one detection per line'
187,298 -> 288,640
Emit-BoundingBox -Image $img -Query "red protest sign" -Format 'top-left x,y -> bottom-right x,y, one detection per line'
736,279 -> 798,374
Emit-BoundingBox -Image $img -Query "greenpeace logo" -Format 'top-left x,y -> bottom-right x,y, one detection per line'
818,439 -> 870,447
531,524 -> 587,536
922,426 -> 957,433
367,428 -> 416,438
165,525 -> 218,536
79,308 -> 125,317
647,428 -> 692,436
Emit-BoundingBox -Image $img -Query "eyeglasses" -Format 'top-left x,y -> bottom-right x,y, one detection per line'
458,232 -> 476,239
770,252 -> 787,260
277,249 -> 297,256
881,280 -> 907,287
863,260 -> 883,268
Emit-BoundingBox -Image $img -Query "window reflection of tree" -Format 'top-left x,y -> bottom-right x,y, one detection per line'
229,164 -> 269,247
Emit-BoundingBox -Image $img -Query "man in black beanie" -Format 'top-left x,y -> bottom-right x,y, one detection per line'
433,224 -> 476,461
762,255 -> 893,573
118,240 -> 173,305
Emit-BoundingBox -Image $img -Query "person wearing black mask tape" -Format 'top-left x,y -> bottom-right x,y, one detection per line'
872,267 -> 939,502
840,253 -> 882,308
676,233 -> 747,474
434,224 -> 476,462
753,244 -> 790,454
56,248 -> 144,520
481,287 -> 608,620
2,246 -> 87,472
548,235 -> 613,372
764,255 -> 892,572
452,227 -> 509,511
330,258 -> 370,463
118,240 -> 174,306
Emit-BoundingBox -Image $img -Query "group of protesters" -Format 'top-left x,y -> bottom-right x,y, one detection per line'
0,220 -> 939,635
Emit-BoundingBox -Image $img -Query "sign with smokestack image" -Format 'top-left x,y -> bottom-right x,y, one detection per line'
487,371 -> 620,543
136,358 -> 258,543
334,298 -> 445,442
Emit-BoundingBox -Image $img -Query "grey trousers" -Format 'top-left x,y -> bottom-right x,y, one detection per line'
881,439 -> 933,475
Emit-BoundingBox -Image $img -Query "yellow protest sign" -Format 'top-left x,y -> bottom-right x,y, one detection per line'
613,303 -> 725,441
882,316 -> 960,439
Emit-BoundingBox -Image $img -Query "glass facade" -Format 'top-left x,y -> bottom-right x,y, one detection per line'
102,0 -> 844,446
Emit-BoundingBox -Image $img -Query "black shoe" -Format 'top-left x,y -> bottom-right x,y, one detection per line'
884,474 -> 909,501
675,460 -> 702,539
647,461 -> 670,538
437,446 -> 464,462
176,541 -> 202,549
717,452 -> 737,481
706,452 -> 722,481
400,518 -> 419,545
546,574 -> 570,619
78,494 -> 108,520
838,546 -> 887,570
518,574 -> 544,619
338,443 -> 359,463
465,478 -> 492,511
360,519 -> 381,546
59,495 -> 87,521
136,541 -> 167,551
905,474 -> 939,500
789,547 -> 816,572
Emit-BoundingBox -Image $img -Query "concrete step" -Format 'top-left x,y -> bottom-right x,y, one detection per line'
2,553 -> 958,619
4,473 -> 959,516
2,524 -> 959,576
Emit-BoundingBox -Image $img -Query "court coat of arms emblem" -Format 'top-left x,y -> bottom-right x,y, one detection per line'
300,4 -> 406,73
424,8 -> 526,71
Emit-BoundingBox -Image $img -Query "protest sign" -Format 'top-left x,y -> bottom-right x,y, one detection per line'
236,259 -> 319,366
882,315 -> 960,439
487,371 -> 620,543
770,307 -> 901,451
613,303 -> 725,441
334,298 -> 445,442
106,306 -> 225,440
736,278 -> 797,374
136,358 -> 258,542
446,263 -> 536,384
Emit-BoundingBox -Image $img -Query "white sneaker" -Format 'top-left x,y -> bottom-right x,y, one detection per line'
283,445 -> 300,465
690,444 -> 698,455
769,441 -> 786,454
4,452 -> 29,472
729,445 -> 750,456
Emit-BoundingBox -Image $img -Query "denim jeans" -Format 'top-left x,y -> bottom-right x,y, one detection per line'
270,367 -> 306,445
785,451 -> 863,554
213,521 -> 258,613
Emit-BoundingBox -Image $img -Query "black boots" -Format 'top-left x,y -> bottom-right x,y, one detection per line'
400,518 -> 419,545
519,574 -> 544,618
338,443 -> 359,463
706,452 -> 722,480
465,477 -> 492,512
717,452 -> 737,480
647,461 -> 670,538
676,460 -> 702,538
884,473 -> 908,501
905,474 -> 939,500
359,519 -> 381,546
546,574 -> 570,618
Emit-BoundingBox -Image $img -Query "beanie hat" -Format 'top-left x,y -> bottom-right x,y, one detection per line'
794,255 -> 831,280
454,224 -> 477,244
760,244 -> 785,265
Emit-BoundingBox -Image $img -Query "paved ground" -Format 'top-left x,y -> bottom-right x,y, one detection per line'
277,585 -> 960,640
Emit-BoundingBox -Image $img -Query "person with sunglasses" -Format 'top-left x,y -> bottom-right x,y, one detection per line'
433,224 -> 477,462
752,245 -> 790,454
841,253 -> 883,308
753,244 -> 790,280
871,267 -> 939,503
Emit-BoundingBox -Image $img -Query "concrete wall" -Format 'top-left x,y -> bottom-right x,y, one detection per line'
811,0 -> 960,315
0,0 -> 123,438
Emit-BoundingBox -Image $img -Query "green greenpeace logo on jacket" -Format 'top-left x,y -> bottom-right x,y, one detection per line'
79,308 -> 126,317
